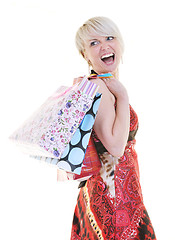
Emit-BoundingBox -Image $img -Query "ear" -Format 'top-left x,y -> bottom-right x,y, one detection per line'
80,50 -> 85,58
83,49 -> 89,62
82,49 -> 92,66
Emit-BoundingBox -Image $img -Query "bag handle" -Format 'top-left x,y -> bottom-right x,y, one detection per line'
88,73 -> 113,79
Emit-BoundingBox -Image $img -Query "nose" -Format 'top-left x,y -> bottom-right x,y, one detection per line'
101,40 -> 110,50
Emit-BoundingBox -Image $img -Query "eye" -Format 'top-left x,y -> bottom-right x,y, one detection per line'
90,40 -> 99,46
106,36 -> 114,41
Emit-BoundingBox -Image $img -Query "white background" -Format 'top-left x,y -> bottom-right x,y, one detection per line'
0,0 -> 175,239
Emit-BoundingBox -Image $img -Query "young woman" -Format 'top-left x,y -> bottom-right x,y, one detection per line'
71,16 -> 156,240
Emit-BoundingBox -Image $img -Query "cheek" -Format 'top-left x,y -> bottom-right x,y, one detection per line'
115,44 -> 122,58
111,40 -> 121,52
87,47 -> 99,61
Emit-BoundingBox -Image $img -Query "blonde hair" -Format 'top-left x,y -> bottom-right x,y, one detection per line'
75,16 -> 124,58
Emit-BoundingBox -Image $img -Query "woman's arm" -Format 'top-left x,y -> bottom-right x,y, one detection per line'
92,78 -> 130,158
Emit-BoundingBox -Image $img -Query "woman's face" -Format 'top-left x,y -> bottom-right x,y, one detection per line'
84,34 -> 122,76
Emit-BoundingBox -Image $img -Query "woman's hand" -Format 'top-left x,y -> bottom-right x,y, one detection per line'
103,77 -> 128,100
73,76 -> 84,85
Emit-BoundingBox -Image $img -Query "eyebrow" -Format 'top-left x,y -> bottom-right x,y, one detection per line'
88,36 -> 112,42
88,38 -> 99,42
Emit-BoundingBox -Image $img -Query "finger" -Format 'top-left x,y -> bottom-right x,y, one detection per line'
73,77 -> 83,85
102,77 -> 108,83
73,78 -> 78,84
103,78 -> 111,86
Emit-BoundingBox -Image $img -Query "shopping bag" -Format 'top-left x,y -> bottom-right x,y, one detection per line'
66,135 -> 101,181
33,92 -> 102,175
10,76 -> 99,161
57,92 -> 101,174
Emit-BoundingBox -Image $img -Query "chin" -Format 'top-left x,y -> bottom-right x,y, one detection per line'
93,62 -> 118,75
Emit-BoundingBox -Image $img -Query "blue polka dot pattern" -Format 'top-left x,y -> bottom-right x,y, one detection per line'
80,114 -> 94,131
82,133 -> 91,149
57,93 -> 101,175
93,98 -> 101,115
73,167 -> 82,174
71,129 -> 81,145
60,143 -> 70,158
57,161 -> 71,172
68,148 -> 84,165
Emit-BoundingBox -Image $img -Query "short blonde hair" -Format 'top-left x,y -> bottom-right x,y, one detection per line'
75,16 -> 124,58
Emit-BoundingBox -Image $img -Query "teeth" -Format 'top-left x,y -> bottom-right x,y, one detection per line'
101,53 -> 114,59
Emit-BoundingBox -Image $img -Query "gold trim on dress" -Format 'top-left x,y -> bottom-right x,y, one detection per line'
83,184 -> 104,240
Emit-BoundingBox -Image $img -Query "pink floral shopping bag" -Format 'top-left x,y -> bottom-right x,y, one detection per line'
10,77 -> 99,164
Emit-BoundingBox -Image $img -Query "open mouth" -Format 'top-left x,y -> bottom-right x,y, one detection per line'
101,53 -> 115,64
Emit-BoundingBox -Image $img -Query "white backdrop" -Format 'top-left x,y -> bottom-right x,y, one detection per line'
0,0 -> 175,239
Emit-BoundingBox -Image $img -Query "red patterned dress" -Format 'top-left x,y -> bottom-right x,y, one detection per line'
71,105 -> 156,240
